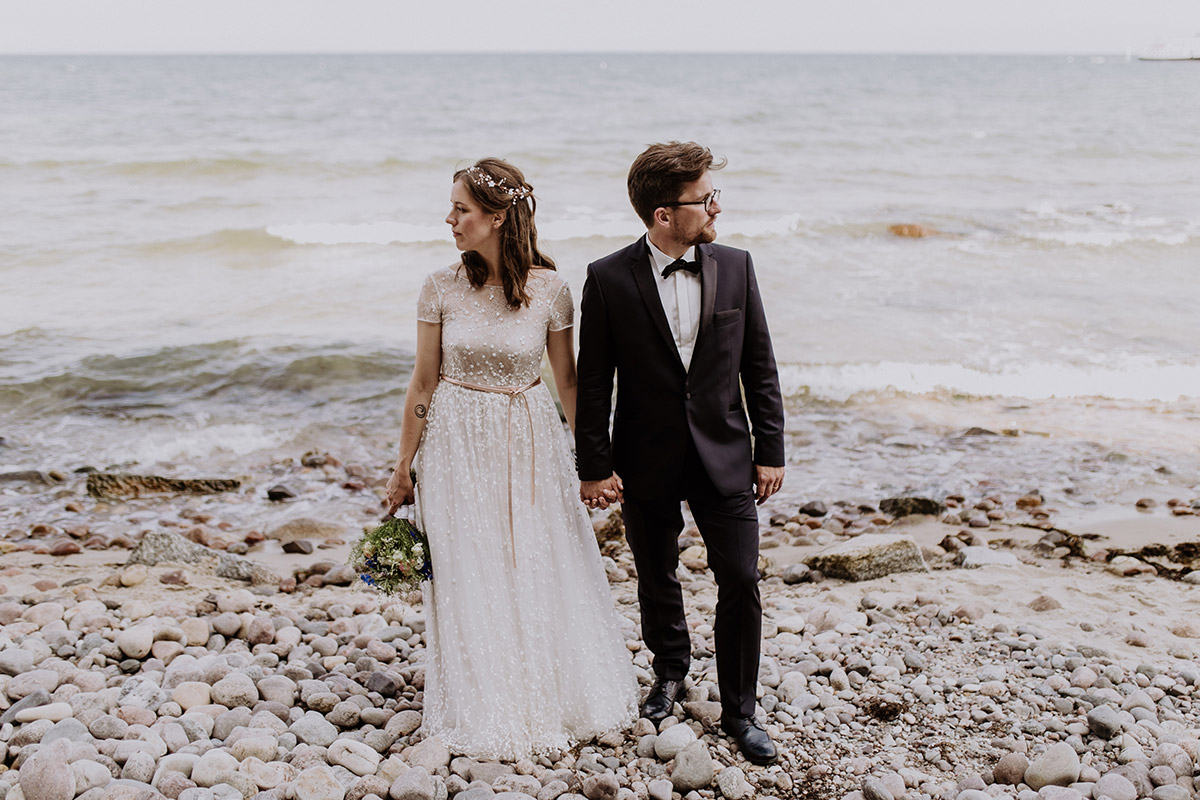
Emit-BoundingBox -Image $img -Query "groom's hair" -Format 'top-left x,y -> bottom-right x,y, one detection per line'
628,142 -> 726,228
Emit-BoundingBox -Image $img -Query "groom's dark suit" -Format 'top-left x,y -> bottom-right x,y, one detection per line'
576,236 -> 784,721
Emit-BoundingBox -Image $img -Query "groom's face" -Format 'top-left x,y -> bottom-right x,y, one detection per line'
667,171 -> 721,248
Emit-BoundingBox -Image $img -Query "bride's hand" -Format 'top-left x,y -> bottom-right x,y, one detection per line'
385,467 -> 415,515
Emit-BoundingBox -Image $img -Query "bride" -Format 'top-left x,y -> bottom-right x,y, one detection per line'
385,158 -> 638,760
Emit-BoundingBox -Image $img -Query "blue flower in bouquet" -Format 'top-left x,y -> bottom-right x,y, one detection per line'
349,516 -> 432,596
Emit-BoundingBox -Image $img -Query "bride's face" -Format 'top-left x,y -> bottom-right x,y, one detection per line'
446,179 -> 500,253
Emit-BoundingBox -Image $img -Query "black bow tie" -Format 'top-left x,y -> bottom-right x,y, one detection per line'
661,258 -> 700,279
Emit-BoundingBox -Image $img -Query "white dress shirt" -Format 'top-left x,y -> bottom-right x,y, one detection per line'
645,235 -> 702,371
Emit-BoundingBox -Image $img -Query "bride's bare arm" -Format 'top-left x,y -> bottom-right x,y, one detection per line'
547,326 -> 578,434
386,321 -> 442,512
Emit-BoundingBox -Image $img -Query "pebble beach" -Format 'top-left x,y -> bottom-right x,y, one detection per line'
3,444 -> 1200,800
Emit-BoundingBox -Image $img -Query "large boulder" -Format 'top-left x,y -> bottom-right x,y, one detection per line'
805,533 -> 928,581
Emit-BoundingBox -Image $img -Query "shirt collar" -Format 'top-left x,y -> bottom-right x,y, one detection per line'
645,234 -> 696,277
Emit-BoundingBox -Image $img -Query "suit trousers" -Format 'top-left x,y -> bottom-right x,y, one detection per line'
621,440 -> 762,720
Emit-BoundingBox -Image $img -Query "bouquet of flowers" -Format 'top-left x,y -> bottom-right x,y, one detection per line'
350,515 -> 433,595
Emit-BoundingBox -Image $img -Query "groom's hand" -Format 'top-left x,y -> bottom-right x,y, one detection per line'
581,473 -> 623,510
754,465 -> 785,505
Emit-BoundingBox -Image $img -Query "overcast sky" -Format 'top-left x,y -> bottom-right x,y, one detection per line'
3,0 -> 1198,55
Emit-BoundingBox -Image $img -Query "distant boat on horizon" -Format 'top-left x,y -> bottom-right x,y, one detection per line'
1137,36 -> 1200,61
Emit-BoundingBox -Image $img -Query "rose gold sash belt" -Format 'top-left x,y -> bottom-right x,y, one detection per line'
439,374 -> 541,567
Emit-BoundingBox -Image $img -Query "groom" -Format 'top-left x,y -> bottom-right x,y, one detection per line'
576,142 -> 785,765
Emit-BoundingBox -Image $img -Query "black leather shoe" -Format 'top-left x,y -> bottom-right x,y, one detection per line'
640,676 -> 686,722
722,716 -> 777,766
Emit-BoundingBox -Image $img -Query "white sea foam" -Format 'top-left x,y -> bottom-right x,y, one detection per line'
113,423 -> 284,465
781,357 -> 1200,403
265,213 -> 805,246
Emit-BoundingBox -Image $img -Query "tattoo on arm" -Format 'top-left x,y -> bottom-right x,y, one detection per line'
414,404 -> 427,419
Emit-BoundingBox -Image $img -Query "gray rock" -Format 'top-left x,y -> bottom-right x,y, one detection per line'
880,497 -> 946,517
654,721 -> 696,760
1087,705 -> 1123,739
670,740 -> 714,792
40,718 -> 92,746
406,737 -> 451,772
216,553 -> 278,585
647,780 -> 673,800
537,781 -> 569,800
1025,743 -> 1081,790
581,774 -> 618,800
799,500 -> 829,517
805,533 -> 929,581
994,753 -> 1030,785
116,675 -> 167,711
0,648 -> 35,677
0,689 -> 51,725
19,739 -> 76,800
1093,774 -> 1137,800
127,529 -> 216,565
1152,786 -> 1191,800
718,767 -> 753,800
293,765 -> 347,800
781,563 -> 811,584
212,672 -> 259,708
291,711 -> 339,747
391,766 -> 434,800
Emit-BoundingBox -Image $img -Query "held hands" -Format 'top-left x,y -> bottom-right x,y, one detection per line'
754,465 -> 785,505
580,473 -> 623,510
385,466 -> 415,516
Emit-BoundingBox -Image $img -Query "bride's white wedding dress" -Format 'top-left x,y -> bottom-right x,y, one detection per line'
413,265 -> 638,760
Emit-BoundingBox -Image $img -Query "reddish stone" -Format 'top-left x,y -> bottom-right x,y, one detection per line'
64,502 -> 84,513
216,521 -> 233,531
49,540 -> 82,556
109,535 -> 135,549
33,579 -> 58,591
302,575 -> 325,588
30,524 -> 58,536
183,527 -> 209,545
63,524 -> 89,538
115,706 -> 156,726
160,570 -> 188,585
1,567 -> 21,577
342,481 -> 365,492
279,577 -> 297,593
344,464 -> 367,477
244,530 -> 265,544
82,536 -> 109,549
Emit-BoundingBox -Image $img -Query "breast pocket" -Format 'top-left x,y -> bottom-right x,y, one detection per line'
713,308 -> 742,328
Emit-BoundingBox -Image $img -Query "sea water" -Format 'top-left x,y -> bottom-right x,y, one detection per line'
2,54 -> 1198,504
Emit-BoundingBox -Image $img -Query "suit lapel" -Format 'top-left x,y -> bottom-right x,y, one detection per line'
628,238 -> 685,371
695,243 -> 718,350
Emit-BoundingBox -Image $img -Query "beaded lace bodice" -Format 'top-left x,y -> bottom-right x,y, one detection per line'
417,266 -> 573,386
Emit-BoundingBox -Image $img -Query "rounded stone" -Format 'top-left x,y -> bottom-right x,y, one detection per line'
1025,743 -> 1081,790
211,672 -> 259,708
994,753 -> 1031,786
1093,773 -> 1137,800
670,740 -> 715,792
653,720 -> 696,760
19,739 -> 76,800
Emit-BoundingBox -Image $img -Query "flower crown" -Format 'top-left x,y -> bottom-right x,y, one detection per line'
465,165 -> 532,206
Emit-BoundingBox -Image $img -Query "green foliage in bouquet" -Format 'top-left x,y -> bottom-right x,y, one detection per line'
350,470 -> 431,595
350,516 -> 433,595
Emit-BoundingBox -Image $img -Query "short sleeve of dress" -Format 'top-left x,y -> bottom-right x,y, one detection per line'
548,279 -> 574,331
416,273 -> 442,324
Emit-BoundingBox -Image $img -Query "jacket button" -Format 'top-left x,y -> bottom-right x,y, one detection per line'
686,392 -> 692,400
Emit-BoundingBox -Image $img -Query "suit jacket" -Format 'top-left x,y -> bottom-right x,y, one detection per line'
575,237 -> 785,497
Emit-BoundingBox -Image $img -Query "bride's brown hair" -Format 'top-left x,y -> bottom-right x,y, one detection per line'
454,157 -> 556,309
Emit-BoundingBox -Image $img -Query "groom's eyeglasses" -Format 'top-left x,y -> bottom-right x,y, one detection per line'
661,189 -> 721,214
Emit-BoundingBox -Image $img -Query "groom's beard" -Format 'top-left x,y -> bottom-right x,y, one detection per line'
670,218 -> 718,248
